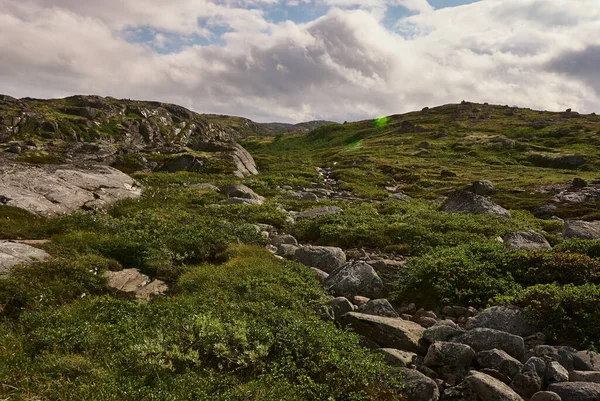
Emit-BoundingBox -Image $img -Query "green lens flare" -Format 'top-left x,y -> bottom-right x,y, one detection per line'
375,116 -> 388,128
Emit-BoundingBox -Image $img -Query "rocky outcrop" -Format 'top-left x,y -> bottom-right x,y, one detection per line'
0,163 -> 141,216
441,190 -> 511,218
104,269 -> 167,301
563,220 -> 600,239
0,241 -> 49,274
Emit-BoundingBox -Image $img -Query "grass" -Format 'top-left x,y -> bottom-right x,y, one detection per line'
2,99 -> 600,396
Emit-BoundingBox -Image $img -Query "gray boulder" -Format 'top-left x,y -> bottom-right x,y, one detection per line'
535,345 -> 575,372
284,191 -> 319,201
324,261 -> 384,299
548,382 -> 600,401
466,180 -> 496,196
546,361 -> 569,384
310,267 -> 329,283
399,368 -> 440,401
358,299 -> 399,318
440,190 -> 511,218
373,348 -> 416,367
296,206 -> 343,219
224,198 -> 263,205
224,184 -> 264,203
466,370 -> 525,401
502,231 -> 552,251
189,183 -> 220,192
270,234 -> 298,247
466,306 -> 538,337
510,357 -> 546,398
569,371 -> 600,383
0,241 -> 50,274
329,297 -> 354,320
476,349 -> 524,380
530,392 -> 562,401
340,312 -> 427,354
230,143 -> 259,177
293,246 -> 346,273
276,244 -> 298,259
423,325 -> 464,344
453,328 -> 526,361
563,220 -> 600,239
0,163 -> 141,216
573,350 -> 600,371
424,341 -> 476,367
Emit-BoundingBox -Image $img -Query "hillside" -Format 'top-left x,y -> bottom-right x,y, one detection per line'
1,99 -> 600,400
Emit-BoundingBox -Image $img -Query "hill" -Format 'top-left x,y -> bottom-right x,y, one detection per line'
1,98 -> 600,400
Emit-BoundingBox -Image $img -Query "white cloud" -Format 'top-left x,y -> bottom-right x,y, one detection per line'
0,0 -> 599,122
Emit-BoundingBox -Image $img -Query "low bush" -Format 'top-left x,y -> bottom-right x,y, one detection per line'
496,283 -> 600,349
391,242 -> 600,310
0,246 -> 404,400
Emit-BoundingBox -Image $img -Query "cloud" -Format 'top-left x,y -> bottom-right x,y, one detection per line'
0,0 -> 599,122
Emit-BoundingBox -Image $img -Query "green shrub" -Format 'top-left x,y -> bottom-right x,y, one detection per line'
391,242 -> 600,308
496,283 -> 600,349
554,239 -> 600,259
0,254 -> 115,317
2,247 -> 403,400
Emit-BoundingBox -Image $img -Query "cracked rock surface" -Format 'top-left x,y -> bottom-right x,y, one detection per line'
0,241 -> 49,274
0,163 -> 141,216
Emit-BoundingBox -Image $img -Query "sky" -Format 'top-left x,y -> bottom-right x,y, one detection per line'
1,0 -> 600,123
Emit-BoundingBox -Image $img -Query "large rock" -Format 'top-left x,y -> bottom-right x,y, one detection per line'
329,297 -> 354,320
476,349 -> 523,380
573,350 -> 600,371
466,306 -> 538,337
399,368 -> 440,401
293,246 -> 346,273
563,220 -> 600,239
230,143 -> 259,177
548,382 -> 600,401
324,261 -> 384,299
424,341 -> 476,367
359,299 -> 399,318
0,241 -> 50,274
440,190 -> 511,218
466,180 -> 496,196
466,370 -> 525,401
511,357 -> 546,398
340,312 -> 427,354
104,269 -> 167,301
0,163 -> 141,216
535,345 -> 575,372
569,371 -> 600,383
453,328 -> 526,361
284,191 -> 319,201
502,231 -> 552,251
223,183 -> 264,203
374,348 -> 416,367
295,206 -> 343,219
423,325 -> 464,344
